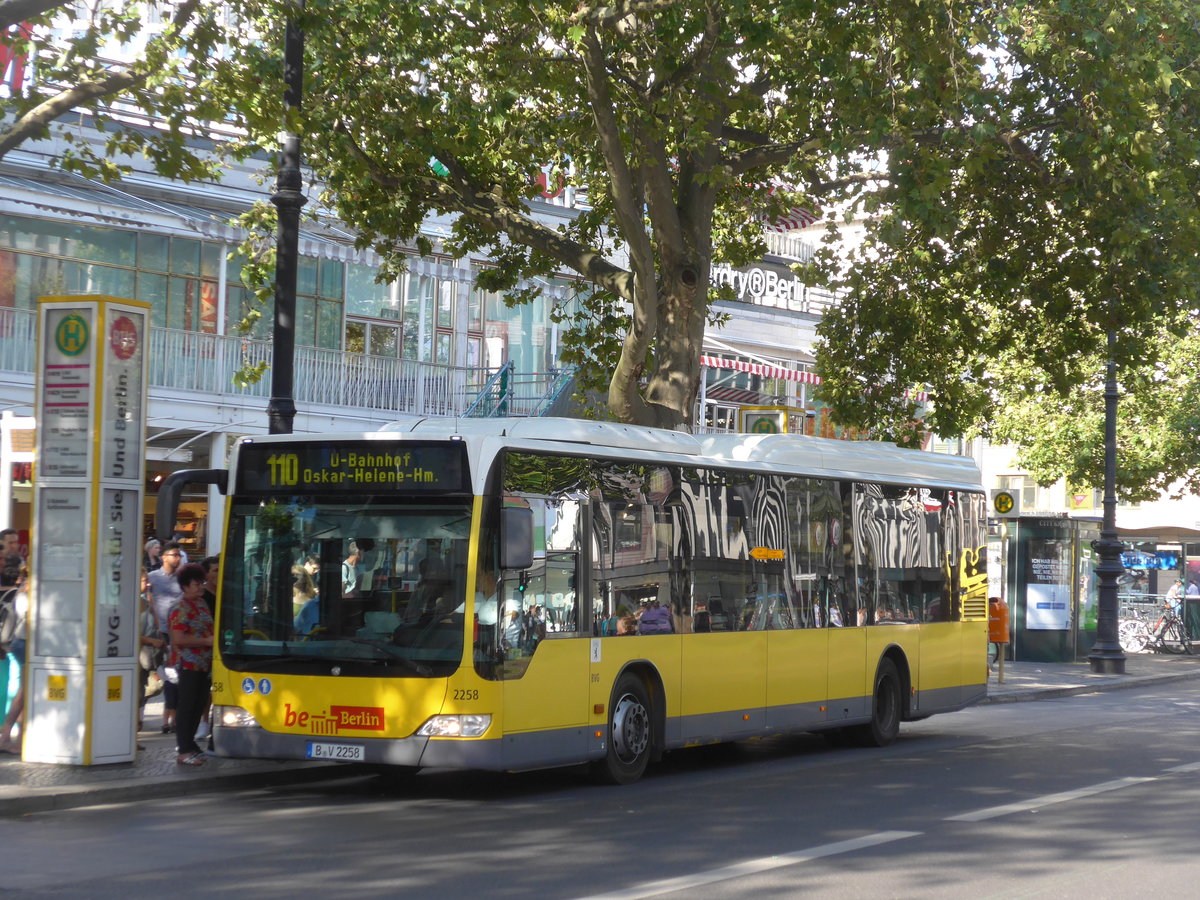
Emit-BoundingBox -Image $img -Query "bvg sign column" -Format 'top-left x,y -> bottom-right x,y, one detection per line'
27,296 -> 149,764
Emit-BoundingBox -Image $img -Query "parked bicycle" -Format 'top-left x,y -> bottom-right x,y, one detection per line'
1118,603 -> 1192,655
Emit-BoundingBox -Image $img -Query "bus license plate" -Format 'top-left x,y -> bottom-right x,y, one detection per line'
306,741 -> 365,762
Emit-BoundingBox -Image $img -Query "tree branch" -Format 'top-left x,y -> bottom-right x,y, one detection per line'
579,25 -> 659,425
0,68 -> 144,157
335,120 -> 635,300
725,138 -> 825,176
639,121 -> 685,259
0,0 -> 66,31
720,124 -> 769,146
579,28 -> 655,278
647,0 -> 723,100
574,0 -> 685,31
0,0 -> 201,159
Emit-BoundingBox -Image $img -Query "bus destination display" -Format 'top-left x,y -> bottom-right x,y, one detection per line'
236,441 -> 468,494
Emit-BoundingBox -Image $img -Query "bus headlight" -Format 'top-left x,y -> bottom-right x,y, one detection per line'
215,706 -> 260,728
416,714 -> 491,737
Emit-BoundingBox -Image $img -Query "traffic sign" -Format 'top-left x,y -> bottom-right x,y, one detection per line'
990,489 -> 1020,518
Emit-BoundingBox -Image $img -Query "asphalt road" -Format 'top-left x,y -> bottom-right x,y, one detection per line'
4,682 -> 1200,899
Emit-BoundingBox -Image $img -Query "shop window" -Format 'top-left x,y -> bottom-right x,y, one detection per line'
228,285 -> 273,340
345,320 -> 365,354
320,259 -> 344,300
346,261 -> 393,318
138,233 -> 169,271
171,237 -> 200,276
346,319 -> 401,357
369,322 -> 399,357
295,295 -> 315,346
468,286 -> 483,331
403,274 -> 435,360
297,256 -> 318,296
200,242 -> 222,279
437,280 -> 454,328
0,214 -> 136,266
316,298 -> 342,349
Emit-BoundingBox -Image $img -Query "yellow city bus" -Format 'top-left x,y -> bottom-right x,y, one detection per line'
164,418 -> 987,784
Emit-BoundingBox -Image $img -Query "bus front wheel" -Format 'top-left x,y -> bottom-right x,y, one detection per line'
852,658 -> 901,748
592,673 -> 653,785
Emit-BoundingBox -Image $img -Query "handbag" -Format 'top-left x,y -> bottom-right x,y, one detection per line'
140,642 -> 165,672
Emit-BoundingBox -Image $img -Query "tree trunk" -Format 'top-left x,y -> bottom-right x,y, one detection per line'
611,260 -> 707,432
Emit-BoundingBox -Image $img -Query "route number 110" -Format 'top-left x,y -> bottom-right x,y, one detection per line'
267,453 -> 299,486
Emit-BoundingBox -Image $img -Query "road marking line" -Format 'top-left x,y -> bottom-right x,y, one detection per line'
574,831 -> 922,900
946,777 -> 1157,822
1165,761 -> 1200,773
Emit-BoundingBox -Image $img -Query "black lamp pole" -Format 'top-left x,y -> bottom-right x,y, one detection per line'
1088,330 -> 1126,673
267,8 -> 306,436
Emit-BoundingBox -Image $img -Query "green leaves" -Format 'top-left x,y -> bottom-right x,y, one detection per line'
70,0 -> 1182,473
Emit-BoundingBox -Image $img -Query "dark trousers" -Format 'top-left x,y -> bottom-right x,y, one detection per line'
175,669 -> 209,755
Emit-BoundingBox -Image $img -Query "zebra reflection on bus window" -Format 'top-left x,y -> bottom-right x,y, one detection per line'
503,452 -> 983,635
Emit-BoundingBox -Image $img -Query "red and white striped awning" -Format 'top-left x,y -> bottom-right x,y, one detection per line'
700,355 -> 928,402
700,355 -> 821,385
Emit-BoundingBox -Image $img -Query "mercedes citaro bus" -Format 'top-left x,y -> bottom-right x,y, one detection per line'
158,417 -> 987,784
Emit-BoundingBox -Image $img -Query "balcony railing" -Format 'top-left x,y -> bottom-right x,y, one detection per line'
0,306 -> 564,419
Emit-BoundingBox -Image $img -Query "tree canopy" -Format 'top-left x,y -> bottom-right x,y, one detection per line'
217,0 -> 1200,495
811,1 -> 1200,499
8,1 -> 1199,497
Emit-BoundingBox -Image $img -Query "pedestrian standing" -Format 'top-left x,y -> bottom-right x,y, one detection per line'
137,570 -> 164,739
169,564 -> 213,766
147,541 -> 185,733
195,556 -> 220,743
0,555 -> 28,755
144,538 -> 163,571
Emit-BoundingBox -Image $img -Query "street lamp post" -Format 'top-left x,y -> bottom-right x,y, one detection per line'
267,9 -> 306,436
1088,330 -> 1126,674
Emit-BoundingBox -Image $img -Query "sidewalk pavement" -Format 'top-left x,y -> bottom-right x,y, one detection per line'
984,649 -> 1200,702
3,652 -> 1200,818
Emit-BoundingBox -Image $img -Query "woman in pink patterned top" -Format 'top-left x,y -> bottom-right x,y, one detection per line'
169,564 -> 213,766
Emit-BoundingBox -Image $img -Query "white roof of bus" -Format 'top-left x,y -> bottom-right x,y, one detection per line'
236,418 -> 979,493
385,416 -> 981,492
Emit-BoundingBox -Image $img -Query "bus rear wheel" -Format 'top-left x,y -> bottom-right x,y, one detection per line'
591,673 -> 653,785
852,658 -> 901,748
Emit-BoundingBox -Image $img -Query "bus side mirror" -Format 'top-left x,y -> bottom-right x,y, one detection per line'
156,468 -> 227,542
500,507 -> 534,571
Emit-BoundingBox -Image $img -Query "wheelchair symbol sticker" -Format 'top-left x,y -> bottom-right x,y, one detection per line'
242,677 -> 255,694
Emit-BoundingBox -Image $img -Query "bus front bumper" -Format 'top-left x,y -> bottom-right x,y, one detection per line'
212,724 -> 504,770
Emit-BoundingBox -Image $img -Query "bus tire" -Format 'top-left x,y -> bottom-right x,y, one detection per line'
591,673 -> 653,785
852,657 -> 901,748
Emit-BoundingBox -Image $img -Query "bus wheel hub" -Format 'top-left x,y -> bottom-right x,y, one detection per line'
612,693 -> 649,762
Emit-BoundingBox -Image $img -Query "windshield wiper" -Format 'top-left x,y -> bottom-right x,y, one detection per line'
341,638 -> 434,676
227,649 -> 326,664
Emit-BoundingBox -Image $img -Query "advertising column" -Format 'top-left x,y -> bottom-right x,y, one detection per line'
27,296 -> 148,764
1012,517 -> 1078,663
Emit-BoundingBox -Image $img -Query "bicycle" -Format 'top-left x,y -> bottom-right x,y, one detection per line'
1119,604 -> 1192,655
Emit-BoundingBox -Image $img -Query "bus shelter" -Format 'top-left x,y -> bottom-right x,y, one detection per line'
989,516 -> 1100,663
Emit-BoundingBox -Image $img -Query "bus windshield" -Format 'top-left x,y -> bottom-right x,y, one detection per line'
219,496 -> 472,677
